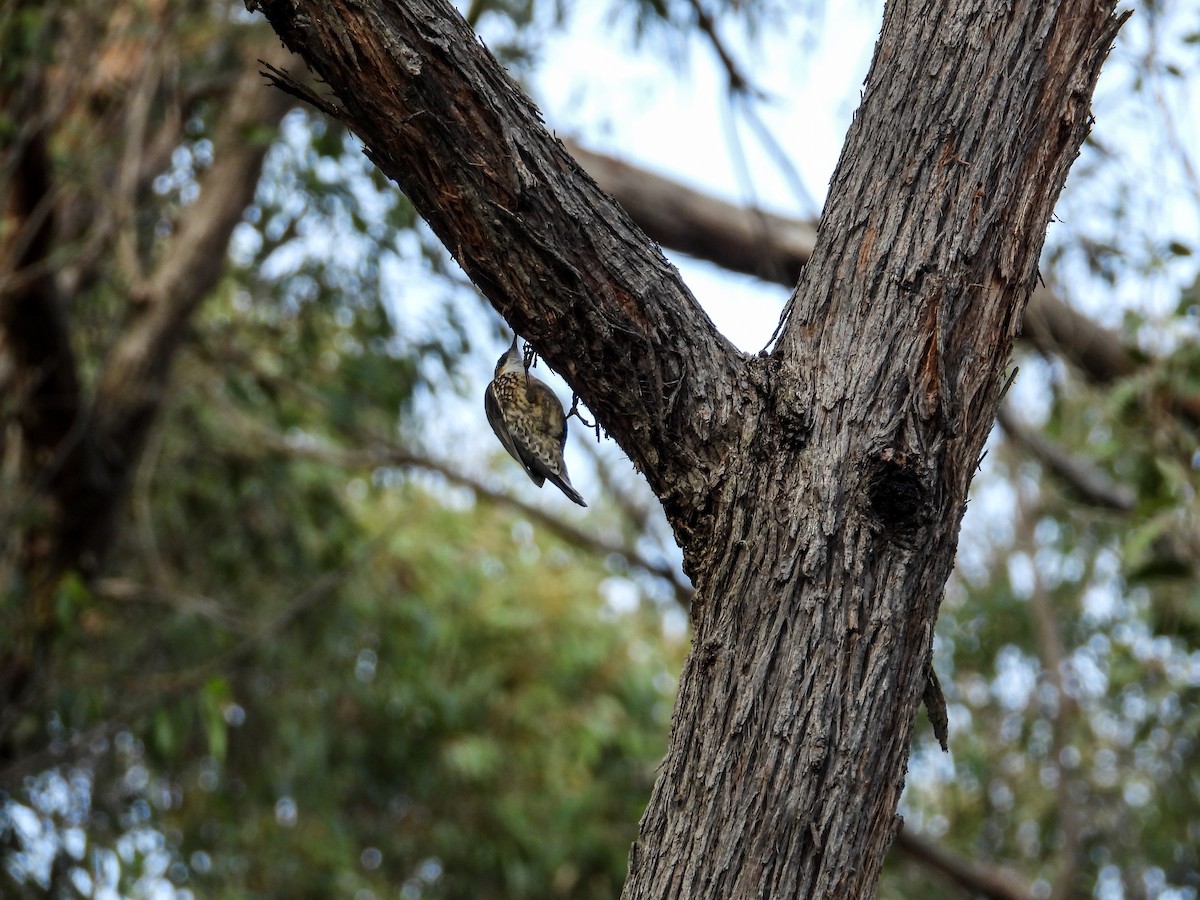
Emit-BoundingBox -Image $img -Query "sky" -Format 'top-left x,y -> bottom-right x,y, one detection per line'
534,1 -> 879,351
9,4 -> 1200,896
527,1 -> 1200,347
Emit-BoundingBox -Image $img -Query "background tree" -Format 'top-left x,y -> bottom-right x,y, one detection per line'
2,0 -> 1198,898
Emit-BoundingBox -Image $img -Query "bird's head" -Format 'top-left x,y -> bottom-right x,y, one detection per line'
494,334 -> 526,378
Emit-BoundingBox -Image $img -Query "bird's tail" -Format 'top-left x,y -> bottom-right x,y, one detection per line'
548,472 -> 587,507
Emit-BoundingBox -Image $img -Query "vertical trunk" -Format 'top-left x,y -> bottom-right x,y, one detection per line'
626,384 -> 962,896
623,1 -> 1125,895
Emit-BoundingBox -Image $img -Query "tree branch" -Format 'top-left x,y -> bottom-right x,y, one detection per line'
568,146 -> 1172,517
67,40 -> 298,574
893,827 -> 1036,900
683,0 -> 762,97
567,145 -> 1200,427
276,435 -> 696,605
247,1 -> 1129,896
997,404 -> 1135,512
567,142 -> 815,290
248,0 -> 746,538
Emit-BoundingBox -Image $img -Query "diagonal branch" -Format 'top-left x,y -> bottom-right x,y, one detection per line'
892,827 -> 1035,900
683,0 -> 762,97
997,404 -> 1135,511
249,0 -> 745,533
567,142 -> 815,290
246,1 -> 1130,896
282,438 -> 695,606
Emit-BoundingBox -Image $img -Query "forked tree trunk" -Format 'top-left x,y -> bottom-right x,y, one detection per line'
250,0 -> 1125,895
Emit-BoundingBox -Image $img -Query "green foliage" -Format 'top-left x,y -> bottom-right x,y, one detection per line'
891,319 -> 1200,896
4,282 -> 681,896
153,491 -> 678,899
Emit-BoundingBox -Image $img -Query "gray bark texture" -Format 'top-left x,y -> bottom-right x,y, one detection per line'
248,0 -> 1125,895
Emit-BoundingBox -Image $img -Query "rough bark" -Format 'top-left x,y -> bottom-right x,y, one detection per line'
248,0 -> 1124,896
573,146 -> 1163,518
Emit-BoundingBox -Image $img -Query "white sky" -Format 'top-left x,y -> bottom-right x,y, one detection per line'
525,1 -> 1200,348
533,1 -> 881,351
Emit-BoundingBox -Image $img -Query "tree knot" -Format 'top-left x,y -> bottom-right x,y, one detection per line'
865,447 -> 926,533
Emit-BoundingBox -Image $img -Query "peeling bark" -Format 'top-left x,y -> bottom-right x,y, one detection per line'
249,0 -> 1125,895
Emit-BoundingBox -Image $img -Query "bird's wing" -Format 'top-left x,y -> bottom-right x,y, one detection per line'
485,382 -> 545,487
524,381 -> 586,506
526,380 -> 569,450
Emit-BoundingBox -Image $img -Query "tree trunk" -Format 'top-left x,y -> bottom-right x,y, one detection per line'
248,0 -> 1125,895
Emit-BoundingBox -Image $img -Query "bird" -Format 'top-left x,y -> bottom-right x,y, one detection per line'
485,335 -> 587,507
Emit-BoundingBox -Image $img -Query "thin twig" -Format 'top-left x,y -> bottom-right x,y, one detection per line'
260,61 -> 343,119
275,435 -> 696,606
683,0 -> 764,98
191,342 -> 694,606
